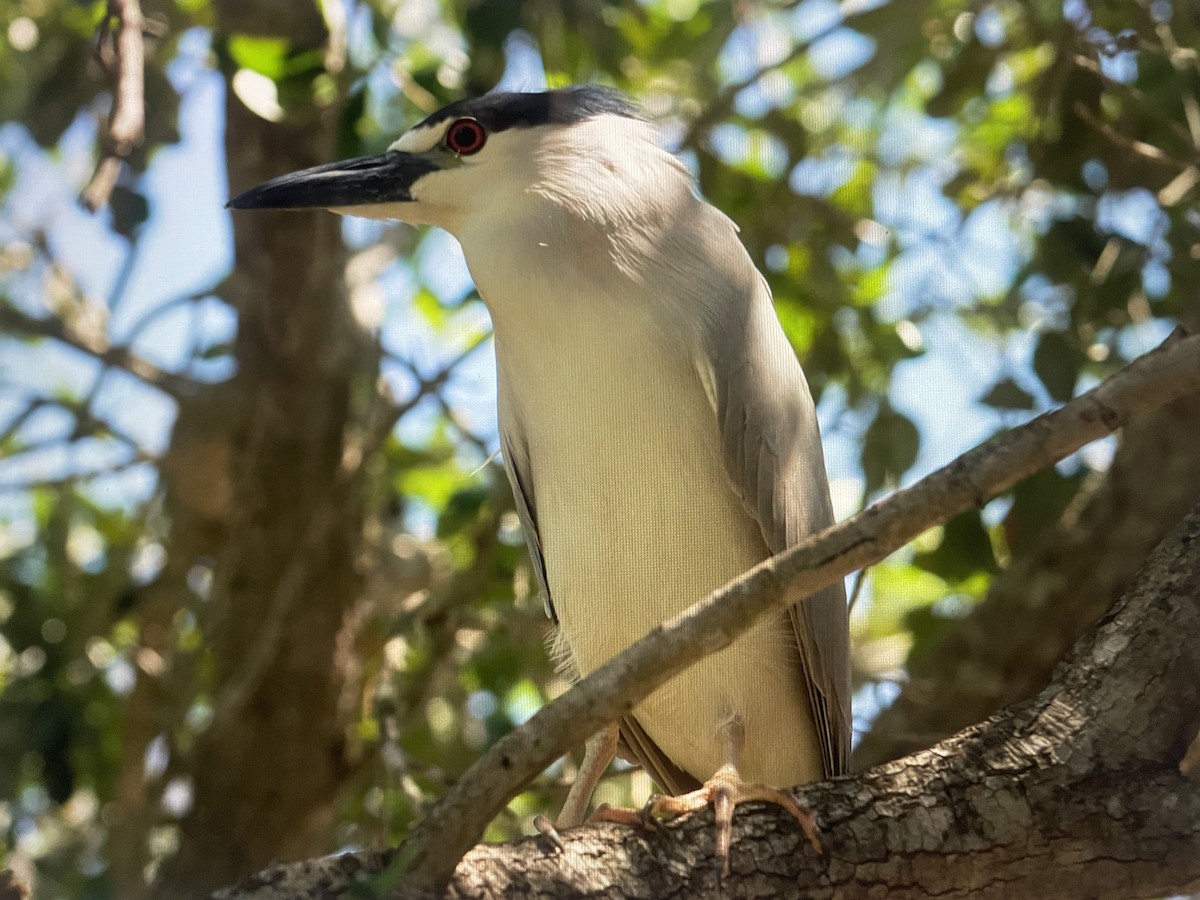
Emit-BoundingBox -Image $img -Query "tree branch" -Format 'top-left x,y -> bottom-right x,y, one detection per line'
207,328 -> 1200,898
387,329 -> 1200,889
214,493 -> 1200,898
0,301 -> 193,399
856,369 -> 1200,768
81,0 -> 147,212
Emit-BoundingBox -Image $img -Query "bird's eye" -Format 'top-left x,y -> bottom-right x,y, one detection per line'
445,118 -> 487,155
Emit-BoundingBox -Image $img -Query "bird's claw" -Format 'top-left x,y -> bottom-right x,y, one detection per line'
640,794 -> 666,830
532,813 -> 565,854
587,774 -> 822,877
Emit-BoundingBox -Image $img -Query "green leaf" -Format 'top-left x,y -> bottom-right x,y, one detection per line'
227,35 -> 290,80
774,298 -> 820,354
1033,331 -> 1080,402
829,160 -> 878,218
436,486 -> 491,538
865,562 -> 949,638
868,320 -> 925,365
980,377 -> 1035,410
336,86 -> 368,160
109,186 -> 149,239
1003,468 -> 1085,555
0,155 -> 14,199
412,289 -> 447,329
398,464 -> 467,513
913,510 -> 999,582
196,340 -> 233,361
904,605 -> 957,669
861,408 -> 920,494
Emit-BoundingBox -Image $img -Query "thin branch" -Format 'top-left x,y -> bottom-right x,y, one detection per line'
855,352 -> 1200,769
0,390 -> 153,466
432,393 -> 491,458
0,396 -> 47,449
0,302 -> 193,399
681,8 -> 855,147
398,328 -> 1200,888
0,453 -> 155,493
376,332 -> 492,446
1071,53 -> 1197,149
122,291 -> 210,346
1074,102 -> 1195,171
81,0 -> 147,212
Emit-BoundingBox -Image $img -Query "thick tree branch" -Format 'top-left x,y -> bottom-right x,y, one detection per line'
214,493 -> 1200,898
209,329 -> 1200,899
856,375 -> 1200,768
464,494 -> 1200,895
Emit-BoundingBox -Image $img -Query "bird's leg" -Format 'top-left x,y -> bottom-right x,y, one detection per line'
556,723 -> 620,828
534,724 -> 619,852
593,715 -> 821,876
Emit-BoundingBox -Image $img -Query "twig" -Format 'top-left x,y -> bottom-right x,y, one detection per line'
375,332 -> 491,448
401,328 -> 1200,888
0,394 -> 149,466
81,0 -> 147,212
0,453 -> 156,493
1074,102 -> 1193,171
681,2 -> 878,147
0,397 -> 47,450
1070,54 -> 1197,150
0,302 -> 193,399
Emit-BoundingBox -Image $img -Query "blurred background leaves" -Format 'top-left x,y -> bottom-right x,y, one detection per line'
0,0 -> 1196,896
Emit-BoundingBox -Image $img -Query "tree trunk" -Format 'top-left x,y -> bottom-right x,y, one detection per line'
146,6 -> 377,894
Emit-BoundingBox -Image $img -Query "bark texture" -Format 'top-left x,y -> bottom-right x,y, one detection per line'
855,380 -> 1200,768
213,501 -> 1200,899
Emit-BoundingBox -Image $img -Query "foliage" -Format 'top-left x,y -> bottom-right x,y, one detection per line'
0,0 -> 1194,894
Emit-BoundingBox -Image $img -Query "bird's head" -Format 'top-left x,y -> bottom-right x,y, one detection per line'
227,85 -> 669,236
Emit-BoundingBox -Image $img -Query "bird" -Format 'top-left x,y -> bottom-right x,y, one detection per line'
229,84 -> 850,870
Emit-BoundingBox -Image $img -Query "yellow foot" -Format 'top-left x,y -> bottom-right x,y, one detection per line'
591,764 -> 822,876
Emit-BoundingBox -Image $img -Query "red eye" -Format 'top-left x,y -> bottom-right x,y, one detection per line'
445,118 -> 487,155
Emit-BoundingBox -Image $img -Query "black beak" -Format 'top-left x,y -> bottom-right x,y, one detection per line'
227,151 -> 440,211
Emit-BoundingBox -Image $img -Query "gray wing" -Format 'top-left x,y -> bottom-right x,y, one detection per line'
496,384 -> 553,621
699,273 -> 851,778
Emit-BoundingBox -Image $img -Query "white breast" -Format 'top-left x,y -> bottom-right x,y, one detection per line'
486,291 -> 823,787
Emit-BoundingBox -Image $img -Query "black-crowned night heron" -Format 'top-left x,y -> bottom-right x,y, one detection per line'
229,85 -> 849,870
